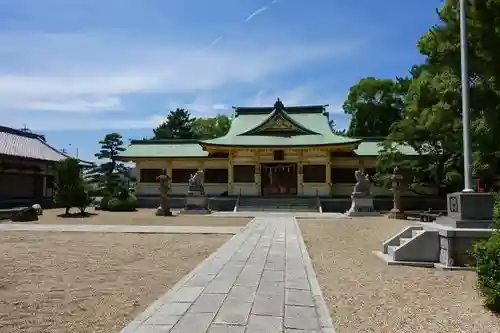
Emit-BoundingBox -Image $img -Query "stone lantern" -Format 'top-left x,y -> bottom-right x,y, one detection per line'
388,166 -> 406,219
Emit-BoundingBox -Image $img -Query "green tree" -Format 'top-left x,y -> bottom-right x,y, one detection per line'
90,133 -> 129,198
54,158 -> 91,215
153,108 -> 196,139
417,0 -> 500,186
376,0 -> 500,193
376,69 -> 464,195
192,114 -> 231,139
342,77 -> 407,137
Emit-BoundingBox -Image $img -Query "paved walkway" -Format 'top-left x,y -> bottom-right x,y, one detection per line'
120,217 -> 335,333
0,224 -> 242,234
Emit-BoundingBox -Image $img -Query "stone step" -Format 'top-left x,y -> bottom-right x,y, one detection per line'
238,207 -> 318,212
399,237 -> 412,246
387,245 -> 398,257
236,198 -> 319,212
239,204 -> 316,207
412,229 -> 424,238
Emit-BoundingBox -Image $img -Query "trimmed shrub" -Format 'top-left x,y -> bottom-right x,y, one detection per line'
99,196 -> 112,210
54,158 -> 92,215
471,193 -> 500,312
108,194 -> 137,212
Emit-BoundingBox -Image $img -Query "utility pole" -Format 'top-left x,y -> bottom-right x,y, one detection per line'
459,0 -> 474,192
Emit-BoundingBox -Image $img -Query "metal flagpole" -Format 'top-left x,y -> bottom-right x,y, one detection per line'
459,0 -> 474,192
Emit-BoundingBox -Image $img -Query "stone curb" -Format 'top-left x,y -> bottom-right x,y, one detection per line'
294,218 -> 337,333
0,224 -> 242,234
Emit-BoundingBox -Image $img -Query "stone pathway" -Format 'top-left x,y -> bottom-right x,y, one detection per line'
120,217 -> 335,333
0,224 -> 242,234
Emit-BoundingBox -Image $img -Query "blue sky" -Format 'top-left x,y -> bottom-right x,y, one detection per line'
0,0 -> 442,161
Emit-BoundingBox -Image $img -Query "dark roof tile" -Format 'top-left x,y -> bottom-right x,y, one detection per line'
0,126 -> 68,162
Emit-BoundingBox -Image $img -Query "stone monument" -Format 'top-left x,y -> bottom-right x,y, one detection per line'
375,188 -> 495,268
155,170 -> 173,216
181,169 -> 211,214
388,166 -> 406,219
438,192 -> 494,229
345,169 -> 377,216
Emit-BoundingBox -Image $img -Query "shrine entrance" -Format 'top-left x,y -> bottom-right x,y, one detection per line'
261,163 -> 297,196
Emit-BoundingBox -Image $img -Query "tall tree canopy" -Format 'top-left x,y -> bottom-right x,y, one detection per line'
375,0 -> 500,193
94,133 -> 126,175
342,77 -> 408,137
192,114 -> 231,139
153,108 -> 196,139
89,133 -> 129,196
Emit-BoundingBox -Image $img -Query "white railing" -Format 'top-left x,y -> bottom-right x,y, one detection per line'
316,189 -> 323,213
233,188 -> 242,212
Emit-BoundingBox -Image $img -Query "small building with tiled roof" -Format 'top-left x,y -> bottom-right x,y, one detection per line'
0,125 -> 88,208
118,99 -> 418,198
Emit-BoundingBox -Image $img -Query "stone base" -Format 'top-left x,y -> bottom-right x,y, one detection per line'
179,209 -> 211,215
429,222 -> 492,267
443,192 -> 494,229
181,194 -> 211,215
387,208 -> 406,220
372,251 -> 436,268
155,207 -> 173,216
435,216 -> 492,228
345,197 -> 378,216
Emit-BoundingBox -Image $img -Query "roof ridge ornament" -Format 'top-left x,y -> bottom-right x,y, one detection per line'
274,98 -> 284,112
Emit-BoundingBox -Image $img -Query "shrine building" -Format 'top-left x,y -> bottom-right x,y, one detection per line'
118,99 -> 419,199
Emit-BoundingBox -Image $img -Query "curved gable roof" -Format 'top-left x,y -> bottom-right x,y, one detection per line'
202,99 -> 361,147
238,99 -> 319,136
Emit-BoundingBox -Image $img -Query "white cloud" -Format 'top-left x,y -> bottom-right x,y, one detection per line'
2,95 -> 122,112
3,113 -> 164,131
1,84 -> 347,131
0,32 -> 360,115
245,85 -> 346,114
245,6 -> 268,22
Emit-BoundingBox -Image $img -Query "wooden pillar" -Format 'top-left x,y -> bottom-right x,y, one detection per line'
358,158 -> 364,172
254,150 -> 261,196
135,161 -> 142,183
166,160 -> 172,178
297,150 -> 304,196
326,151 -> 332,196
42,175 -> 47,197
228,150 -> 234,195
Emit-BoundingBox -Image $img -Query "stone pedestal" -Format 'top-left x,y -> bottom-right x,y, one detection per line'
433,192 -> 493,268
437,192 -> 494,228
155,196 -> 172,216
375,191 -> 495,269
180,191 -> 211,215
345,194 -> 378,216
388,207 -> 407,220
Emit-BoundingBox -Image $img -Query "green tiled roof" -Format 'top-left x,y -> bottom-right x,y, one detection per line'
118,138 -> 418,159
202,100 -> 360,147
118,140 -> 208,158
354,139 -> 418,156
117,101 -> 418,159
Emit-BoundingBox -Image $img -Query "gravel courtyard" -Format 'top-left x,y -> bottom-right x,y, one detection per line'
299,217 -> 500,333
0,231 -> 229,333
